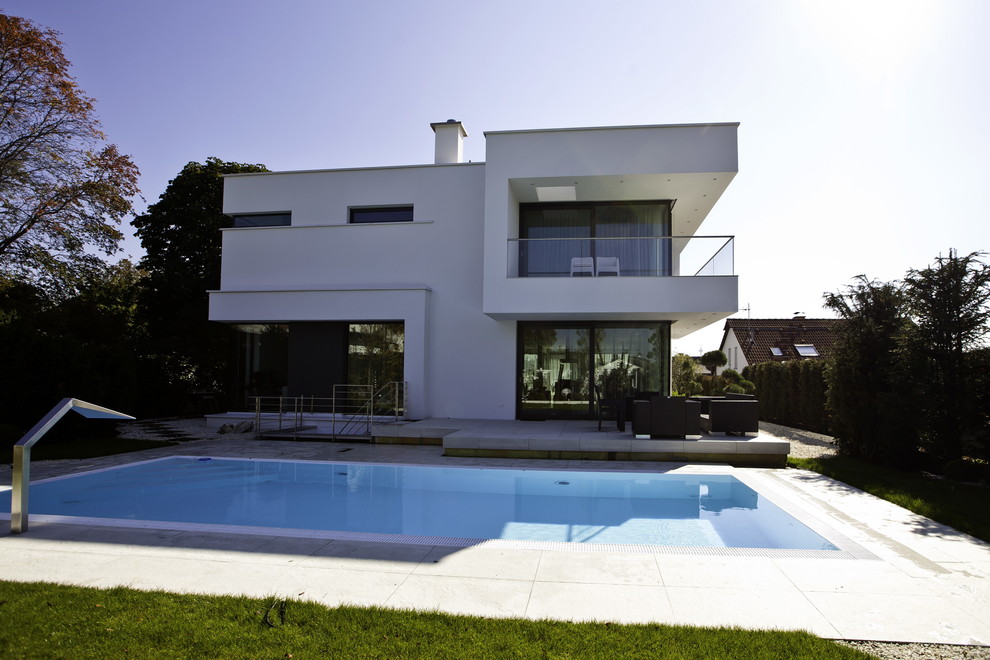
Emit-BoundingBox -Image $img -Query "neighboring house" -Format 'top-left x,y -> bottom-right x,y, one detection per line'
718,317 -> 840,373
209,121 -> 740,420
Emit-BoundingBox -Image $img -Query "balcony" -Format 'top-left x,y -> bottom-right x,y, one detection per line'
506,235 -> 734,278
484,235 -> 737,331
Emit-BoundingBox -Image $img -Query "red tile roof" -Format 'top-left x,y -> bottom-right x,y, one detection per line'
720,318 -> 841,366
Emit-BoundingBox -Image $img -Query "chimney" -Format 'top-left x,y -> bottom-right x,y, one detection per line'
430,119 -> 467,164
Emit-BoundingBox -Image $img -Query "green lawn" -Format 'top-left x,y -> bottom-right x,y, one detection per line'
789,455 -> 990,543
0,436 -> 177,464
0,581 -> 872,659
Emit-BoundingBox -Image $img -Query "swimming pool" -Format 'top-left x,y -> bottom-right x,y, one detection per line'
2,457 -> 841,552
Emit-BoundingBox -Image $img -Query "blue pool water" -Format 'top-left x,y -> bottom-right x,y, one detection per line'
1,457 -> 837,550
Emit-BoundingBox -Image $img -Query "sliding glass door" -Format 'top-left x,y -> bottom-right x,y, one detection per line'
518,322 -> 670,419
519,201 -> 672,277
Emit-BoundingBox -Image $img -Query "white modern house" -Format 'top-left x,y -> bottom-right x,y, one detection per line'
208,121 -> 739,422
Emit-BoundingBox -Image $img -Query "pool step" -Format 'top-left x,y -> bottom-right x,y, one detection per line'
442,434 -> 791,467
255,425 -> 318,438
257,427 -> 376,443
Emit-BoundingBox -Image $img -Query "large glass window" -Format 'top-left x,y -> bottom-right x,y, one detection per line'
518,321 -> 670,419
347,323 -> 405,386
520,326 -> 590,417
229,322 -> 404,409
519,201 -> 672,277
232,324 -> 290,406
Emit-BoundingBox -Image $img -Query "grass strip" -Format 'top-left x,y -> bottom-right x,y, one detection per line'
0,581 -> 871,659
789,456 -> 990,543
0,437 -> 177,463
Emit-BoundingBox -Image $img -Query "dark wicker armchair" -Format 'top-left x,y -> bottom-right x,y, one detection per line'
632,397 -> 702,439
702,399 -> 759,436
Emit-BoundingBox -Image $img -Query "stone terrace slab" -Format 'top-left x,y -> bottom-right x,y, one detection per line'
378,418 -> 790,467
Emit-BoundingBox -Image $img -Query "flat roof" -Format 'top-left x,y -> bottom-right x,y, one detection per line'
484,122 -> 740,137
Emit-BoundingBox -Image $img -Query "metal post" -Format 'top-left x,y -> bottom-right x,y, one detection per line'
11,445 -> 30,534
331,384 -> 337,439
9,398 -> 133,534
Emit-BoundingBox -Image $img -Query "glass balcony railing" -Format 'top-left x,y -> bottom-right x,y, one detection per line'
506,236 -> 734,278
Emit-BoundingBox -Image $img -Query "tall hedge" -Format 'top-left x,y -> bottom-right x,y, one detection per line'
745,360 -> 828,434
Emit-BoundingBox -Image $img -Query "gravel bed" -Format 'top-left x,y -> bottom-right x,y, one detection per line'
760,420 -> 838,459
839,640 -> 990,659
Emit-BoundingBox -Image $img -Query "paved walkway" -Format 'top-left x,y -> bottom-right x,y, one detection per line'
1,427 -> 988,646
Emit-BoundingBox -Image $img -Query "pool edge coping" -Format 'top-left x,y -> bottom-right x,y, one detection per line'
1,455 -> 865,560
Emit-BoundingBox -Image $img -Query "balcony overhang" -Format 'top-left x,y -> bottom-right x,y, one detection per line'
482,275 -> 738,339
508,172 -> 735,235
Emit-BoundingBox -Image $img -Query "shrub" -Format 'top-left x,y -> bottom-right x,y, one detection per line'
942,458 -> 987,483
700,374 -> 727,396
748,359 -> 828,434
824,276 -> 919,467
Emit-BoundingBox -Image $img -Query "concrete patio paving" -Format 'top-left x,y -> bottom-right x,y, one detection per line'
1,431 -> 988,645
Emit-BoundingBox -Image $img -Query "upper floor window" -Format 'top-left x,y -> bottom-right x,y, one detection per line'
232,213 -> 291,227
349,205 -> 414,224
518,200 -> 672,277
770,347 -> 784,357
794,344 -> 819,357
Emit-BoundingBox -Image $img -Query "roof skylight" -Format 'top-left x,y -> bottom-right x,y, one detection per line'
535,185 -> 577,202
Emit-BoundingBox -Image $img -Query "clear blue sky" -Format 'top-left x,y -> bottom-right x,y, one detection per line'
7,0 -> 989,353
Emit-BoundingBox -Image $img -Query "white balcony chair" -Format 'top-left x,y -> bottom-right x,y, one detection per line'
596,256 -> 620,276
569,257 -> 595,277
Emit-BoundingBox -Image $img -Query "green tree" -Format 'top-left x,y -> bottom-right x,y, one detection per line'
0,261 -> 143,431
671,352 -> 701,395
699,350 -> 727,376
131,158 -> 266,412
824,276 -> 919,466
966,347 -> 990,460
0,14 -> 139,294
903,250 -> 990,463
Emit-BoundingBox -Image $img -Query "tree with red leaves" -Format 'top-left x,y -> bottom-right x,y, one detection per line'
0,13 -> 138,295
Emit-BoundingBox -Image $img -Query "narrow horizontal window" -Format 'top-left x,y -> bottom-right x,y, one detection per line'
349,206 -> 414,223
232,213 -> 291,227
794,344 -> 819,357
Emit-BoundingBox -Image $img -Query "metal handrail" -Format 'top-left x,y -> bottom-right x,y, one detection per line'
373,381 -> 407,422
331,384 -> 374,439
249,381 -> 407,441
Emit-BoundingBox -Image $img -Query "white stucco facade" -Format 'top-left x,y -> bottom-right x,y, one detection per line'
209,122 -> 740,420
